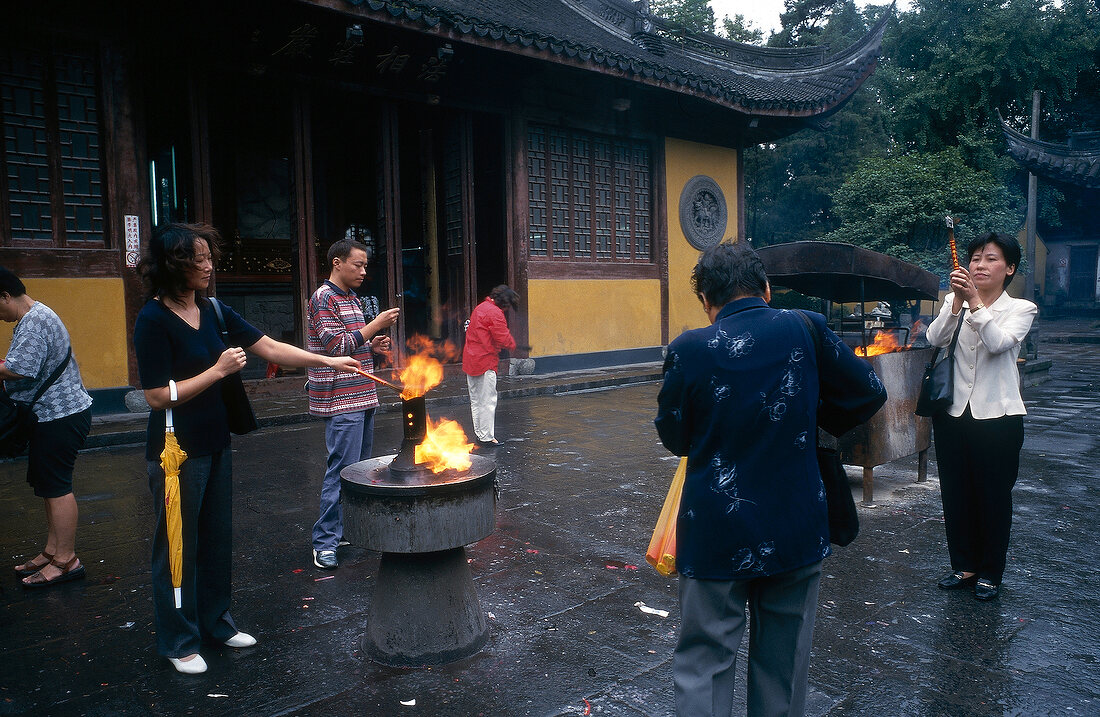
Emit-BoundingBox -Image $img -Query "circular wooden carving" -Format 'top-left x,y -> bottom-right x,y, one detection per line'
678,175 -> 728,250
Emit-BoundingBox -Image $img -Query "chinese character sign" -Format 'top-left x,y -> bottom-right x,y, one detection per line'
125,215 -> 140,268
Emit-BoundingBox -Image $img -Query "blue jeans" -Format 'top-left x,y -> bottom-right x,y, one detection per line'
312,409 -> 375,551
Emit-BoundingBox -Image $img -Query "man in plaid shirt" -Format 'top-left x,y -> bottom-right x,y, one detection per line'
307,239 -> 399,569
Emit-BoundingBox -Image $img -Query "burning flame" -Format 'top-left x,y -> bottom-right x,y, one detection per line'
399,354 -> 443,399
856,321 -> 923,357
398,335 -> 459,399
415,414 -> 475,473
857,332 -> 901,357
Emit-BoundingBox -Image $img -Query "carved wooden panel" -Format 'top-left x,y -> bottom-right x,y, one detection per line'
527,123 -> 651,264
1,49 -> 53,243
527,125 -> 547,257
1,46 -> 106,248
443,126 -> 463,257
55,51 -> 104,244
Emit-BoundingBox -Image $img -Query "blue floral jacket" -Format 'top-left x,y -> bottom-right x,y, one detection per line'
655,298 -> 887,580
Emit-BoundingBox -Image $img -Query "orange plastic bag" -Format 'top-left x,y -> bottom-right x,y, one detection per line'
646,457 -> 687,576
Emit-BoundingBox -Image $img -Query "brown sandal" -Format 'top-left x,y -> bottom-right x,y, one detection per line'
22,555 -> 86,589
14,552 -> 54,576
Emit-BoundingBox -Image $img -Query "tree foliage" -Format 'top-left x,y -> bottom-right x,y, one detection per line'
650,0 -> 716,34
824,148 -> 1019,272
649,0 -> 1100,263
745,0 -> 887,245
880,0 -> 1098,161
720,14 -> 764,44
743,0 -> 1100,264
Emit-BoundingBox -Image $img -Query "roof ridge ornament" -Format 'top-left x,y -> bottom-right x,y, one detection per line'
630,0 -> 666,56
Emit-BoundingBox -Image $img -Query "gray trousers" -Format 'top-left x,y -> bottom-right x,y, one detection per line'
674,560 -> 823,717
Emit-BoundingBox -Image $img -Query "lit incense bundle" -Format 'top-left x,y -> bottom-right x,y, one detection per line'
945,215 -> 959,270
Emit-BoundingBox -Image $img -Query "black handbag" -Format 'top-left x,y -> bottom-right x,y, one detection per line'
915,311 -> 966,418
816,445 -> 859,547
796,311 -> 859,546
209,298 -> 259,435
0,348 -> 72,458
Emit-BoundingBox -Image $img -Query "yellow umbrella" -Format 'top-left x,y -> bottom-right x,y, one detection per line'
161,383 -> 187,609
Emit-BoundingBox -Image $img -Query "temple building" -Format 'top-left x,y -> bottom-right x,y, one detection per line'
2,0 -> 887,409
1001,119 -> 1100,312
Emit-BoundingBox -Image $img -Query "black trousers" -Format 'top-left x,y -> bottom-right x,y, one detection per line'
932,408 -> 1024,585
147,449 -> 238,657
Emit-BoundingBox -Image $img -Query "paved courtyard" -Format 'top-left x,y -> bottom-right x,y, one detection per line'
1,338 -> 1099,715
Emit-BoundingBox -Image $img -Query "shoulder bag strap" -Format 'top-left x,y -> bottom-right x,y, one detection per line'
928,309 -> 967,367
209,297 -> 230,347
30,347 -> 72,407
946,309 -> 967,355
795,310 -> 822,365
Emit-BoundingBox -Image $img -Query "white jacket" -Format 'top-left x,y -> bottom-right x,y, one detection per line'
925,291 -> 1037,419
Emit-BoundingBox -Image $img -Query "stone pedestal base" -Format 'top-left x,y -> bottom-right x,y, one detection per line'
364,547 -> 488,666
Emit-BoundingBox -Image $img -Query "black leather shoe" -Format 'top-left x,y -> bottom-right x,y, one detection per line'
937,571 -> 978,590
974,579 -> 999,601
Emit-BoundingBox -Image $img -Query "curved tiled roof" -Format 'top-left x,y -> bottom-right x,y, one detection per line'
340,0 -> 890,118
1001,115 -> 1100,189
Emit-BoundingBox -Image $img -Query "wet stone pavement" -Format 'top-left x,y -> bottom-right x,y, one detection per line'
2,341 -> 1099,716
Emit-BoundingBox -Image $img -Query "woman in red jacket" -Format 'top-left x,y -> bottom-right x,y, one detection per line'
462,285 -> 519,444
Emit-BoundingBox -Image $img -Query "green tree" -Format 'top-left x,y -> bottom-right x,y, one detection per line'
744,0 -> 888,245
720,14 -> 765,44
650,0 -> 716,33
823,148 -> 1019,272
880,0 -> 1097,162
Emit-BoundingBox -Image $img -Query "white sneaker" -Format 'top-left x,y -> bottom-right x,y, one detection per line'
168,654 -> 208,674
224,631 -> 257,648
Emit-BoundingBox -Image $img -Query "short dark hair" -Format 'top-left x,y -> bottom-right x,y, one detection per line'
327,239 -> 369,266
138,222 -> 223,300
691,241 -> 768,307
0,266 -> 26,297
489,285 -> 519,310
966,232 -> 1021,288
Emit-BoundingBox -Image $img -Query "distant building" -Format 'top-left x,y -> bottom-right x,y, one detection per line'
1001,119 -> 1100,313
2,0 -> 887,409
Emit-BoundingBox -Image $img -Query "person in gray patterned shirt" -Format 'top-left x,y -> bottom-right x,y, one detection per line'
0,267 -> 93,588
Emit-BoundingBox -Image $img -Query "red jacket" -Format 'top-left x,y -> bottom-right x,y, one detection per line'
462,298 -> 516,376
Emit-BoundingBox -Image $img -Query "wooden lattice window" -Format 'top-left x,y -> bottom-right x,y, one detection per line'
0,46 -> 106,247
527,124 -> 651,262
443,134 -> 463,257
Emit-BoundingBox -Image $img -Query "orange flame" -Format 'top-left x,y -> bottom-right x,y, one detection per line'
415,414 -> 475,473
856,320 -> 924,357
398,335 -> 459,399
399,354 -> 443,399
857,332 -> 900,357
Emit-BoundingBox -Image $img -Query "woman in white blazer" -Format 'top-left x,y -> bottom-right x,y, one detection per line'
926,232 -> 1037,601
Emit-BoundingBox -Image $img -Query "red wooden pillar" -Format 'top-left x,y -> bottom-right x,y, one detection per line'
100,45 -> 150,388
291,85 -> 319,345
378,102 -> 404,363
505,112 -> 529,358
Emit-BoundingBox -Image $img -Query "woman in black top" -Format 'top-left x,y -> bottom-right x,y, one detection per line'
134,223 -> 359,674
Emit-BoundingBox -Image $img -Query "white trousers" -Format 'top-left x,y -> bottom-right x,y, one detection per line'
466,370 -> 498,442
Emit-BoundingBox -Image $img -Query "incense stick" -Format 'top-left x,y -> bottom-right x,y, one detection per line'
353,368 -> 403,393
